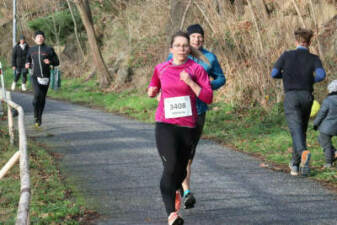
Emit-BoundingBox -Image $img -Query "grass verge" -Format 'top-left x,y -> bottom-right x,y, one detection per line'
0,123 -> 96,225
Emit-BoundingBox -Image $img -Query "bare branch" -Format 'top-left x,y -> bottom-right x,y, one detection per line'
247,0 -> 264,55
291,0 -> 306,28
66,0 -> 85,61
193,2 -> 215,33
309,0 -> 325,58
179,0 -> 192,30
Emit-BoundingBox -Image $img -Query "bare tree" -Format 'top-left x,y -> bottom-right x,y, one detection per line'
247,0 -> 264,55
66,0 -> 85,61
73,0 -> 111,88
309,0 -> 325,58
291,0 -> 306,28
50,1 -> 62,61
169,0 -> 189,35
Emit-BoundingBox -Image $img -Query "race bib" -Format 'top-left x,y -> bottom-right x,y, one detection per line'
164,96 -> 192,119
37,77 -> 49,85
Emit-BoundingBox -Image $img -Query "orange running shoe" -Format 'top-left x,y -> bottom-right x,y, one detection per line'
300,150 -> 311,176
175,191 -> 181,212
168,212 -> 184,225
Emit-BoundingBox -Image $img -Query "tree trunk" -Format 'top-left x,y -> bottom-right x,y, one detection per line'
256,0 -> 269,19
66,0 -> 85,61
234,0 -> 245,16
84,0 -> 93,24
74,0 -> 111,88
169,0 -> 188,35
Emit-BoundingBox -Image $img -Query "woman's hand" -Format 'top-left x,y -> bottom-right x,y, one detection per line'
180,70 -> 201,96
148,86 -> 159,97
156,92 -> 161,102
180,70 -> 192,85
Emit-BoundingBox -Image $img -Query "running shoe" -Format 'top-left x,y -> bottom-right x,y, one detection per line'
175,191 -> 181,212
168,212 -> 184,225
21,83 -> 27,91
300,150 -> 311,176
183,192 -> 196,209
289,162 -> 299,176
11,82 -> 16,91
34,118 -> 41,128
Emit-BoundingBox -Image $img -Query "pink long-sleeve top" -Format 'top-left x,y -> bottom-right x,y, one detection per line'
149,59 -> 213,128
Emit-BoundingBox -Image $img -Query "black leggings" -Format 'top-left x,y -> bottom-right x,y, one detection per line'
14,68 -> 28,83
31,76 -> 49,121
155,123 -> 196,216
189,112 -> 206,160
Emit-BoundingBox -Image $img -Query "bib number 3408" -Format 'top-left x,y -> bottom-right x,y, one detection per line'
164,96 -> 192,119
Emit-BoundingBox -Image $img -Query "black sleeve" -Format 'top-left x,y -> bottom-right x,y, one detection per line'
49,47 -> 60,67
25,48 -> 32,65
273,51 -> 287,70
11,46 -> 17,67
313,55 -> 323,69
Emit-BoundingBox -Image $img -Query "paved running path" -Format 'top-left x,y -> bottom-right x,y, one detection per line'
12,92 -> 337,225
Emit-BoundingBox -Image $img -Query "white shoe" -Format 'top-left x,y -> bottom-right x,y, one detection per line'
11,82 -> 16,91
21,83 -> 27,91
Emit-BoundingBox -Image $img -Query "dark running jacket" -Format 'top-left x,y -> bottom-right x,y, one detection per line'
12,43 -> 30,68
26,44 -> 59,78
313,93 -> 337,136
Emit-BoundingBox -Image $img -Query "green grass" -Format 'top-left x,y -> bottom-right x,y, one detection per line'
46,77 -> 158,122
0,125 -> 93,224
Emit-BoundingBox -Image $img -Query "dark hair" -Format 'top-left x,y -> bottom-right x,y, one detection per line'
35,30 -> 45,38
170,31 -> 190,48
187,24 -> 204,37
19,35 -> 25,40
294,28 -> 313,44
170,31 -> 209,65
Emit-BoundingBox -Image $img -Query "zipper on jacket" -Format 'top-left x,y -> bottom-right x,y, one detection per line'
38,45 -> 44,78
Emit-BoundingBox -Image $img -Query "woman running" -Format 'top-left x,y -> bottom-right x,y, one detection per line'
167,24 -> 225,209
148,31 -> 213,225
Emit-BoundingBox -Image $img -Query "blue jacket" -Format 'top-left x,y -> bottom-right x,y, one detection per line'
168,48 -> 225,114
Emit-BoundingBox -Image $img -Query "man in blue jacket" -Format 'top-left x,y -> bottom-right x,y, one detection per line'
169,24 -> 226,208
271,28 -> 326,176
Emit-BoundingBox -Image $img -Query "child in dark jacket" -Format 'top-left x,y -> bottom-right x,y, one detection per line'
313,80 -> 337,168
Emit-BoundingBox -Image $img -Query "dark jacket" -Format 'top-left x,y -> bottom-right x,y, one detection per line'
26,44 -> 59,78
12,43 -> 29,68
273,48 -> 324,93
313,93 -> 337,136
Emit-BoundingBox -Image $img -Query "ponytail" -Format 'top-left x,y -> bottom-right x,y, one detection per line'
190,47 -> 210,66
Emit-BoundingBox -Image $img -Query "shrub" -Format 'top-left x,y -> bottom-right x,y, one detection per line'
27,9 -> 83,44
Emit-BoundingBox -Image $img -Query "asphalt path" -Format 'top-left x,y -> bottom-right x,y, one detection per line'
11,92 -> 337,225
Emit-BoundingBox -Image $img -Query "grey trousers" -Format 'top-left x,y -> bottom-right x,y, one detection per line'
284,90 -> 313,166
318,132 -> 336,164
